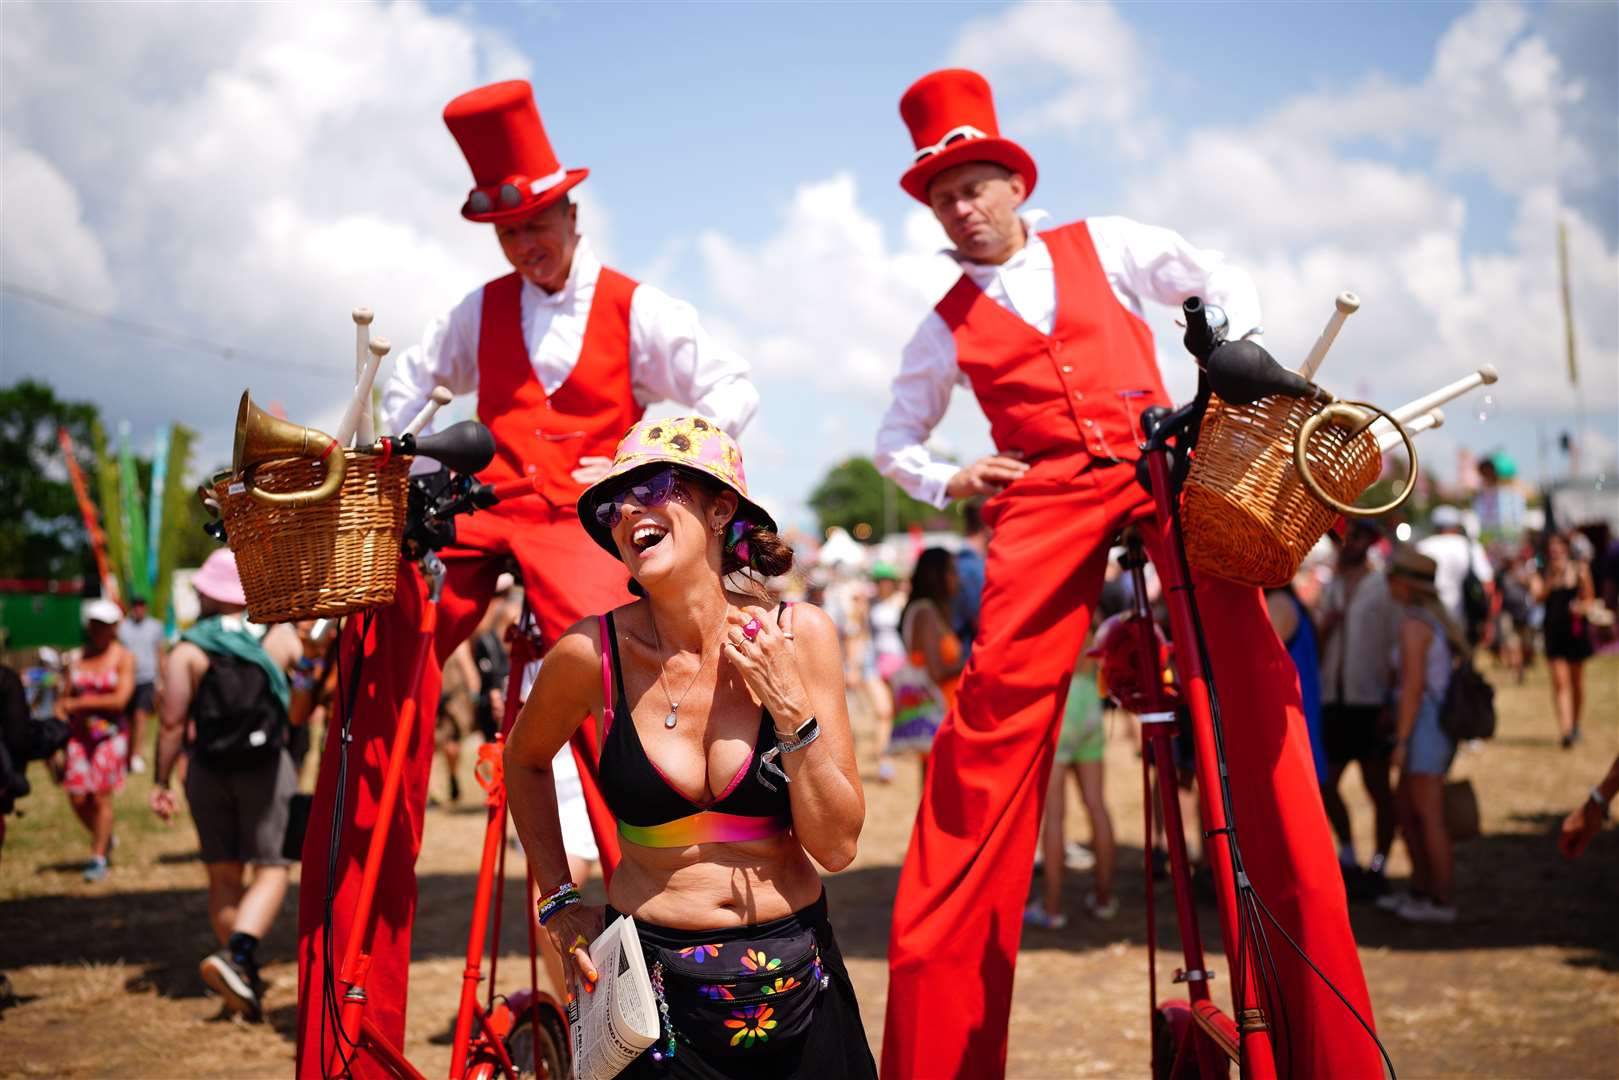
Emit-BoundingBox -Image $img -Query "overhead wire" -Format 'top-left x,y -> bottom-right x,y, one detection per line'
1,280 -> 341,377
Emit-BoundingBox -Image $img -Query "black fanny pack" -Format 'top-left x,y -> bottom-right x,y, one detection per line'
645,917 -> 829,1060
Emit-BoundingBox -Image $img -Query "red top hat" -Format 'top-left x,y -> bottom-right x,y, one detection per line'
898,69 -> 1037,204
443,80 -> 588,224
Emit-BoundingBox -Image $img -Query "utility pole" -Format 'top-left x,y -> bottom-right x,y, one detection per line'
1557,220 -> 1586,478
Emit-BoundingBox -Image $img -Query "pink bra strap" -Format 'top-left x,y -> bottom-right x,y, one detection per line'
597,613 -> 615,734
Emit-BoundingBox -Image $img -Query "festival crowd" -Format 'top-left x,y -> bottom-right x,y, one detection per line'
3,68 -> 1617,1080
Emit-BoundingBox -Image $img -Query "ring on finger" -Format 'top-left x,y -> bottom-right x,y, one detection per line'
742,617 -> 763,641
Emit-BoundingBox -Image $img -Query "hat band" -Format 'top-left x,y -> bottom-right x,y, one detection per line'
912,124 -> 988,164
528,165 -> 567,193
465,165 -> 572,215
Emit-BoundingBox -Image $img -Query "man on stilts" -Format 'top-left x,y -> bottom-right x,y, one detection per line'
294,79 -> 757,1077
876,69 -> 1381,1079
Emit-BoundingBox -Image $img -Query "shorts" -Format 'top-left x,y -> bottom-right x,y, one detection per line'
552,744 -> 598,863
1323,704 -> 1393,765
1055,673 -> 1105,765
1403,697 -> 1455,777
184,749 -> 298,866
62,728 -> 128,796
128,682 -> 157,715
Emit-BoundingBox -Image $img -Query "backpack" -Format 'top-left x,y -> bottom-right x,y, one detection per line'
1439,655 -> 1496,742
1461,567 -> 1491,636
191,653 -> 287,770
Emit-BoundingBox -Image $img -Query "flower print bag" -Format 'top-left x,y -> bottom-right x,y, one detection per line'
648,927 -> 828,1059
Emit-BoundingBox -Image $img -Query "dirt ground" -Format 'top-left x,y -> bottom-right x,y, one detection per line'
2,655 -> 1615,1079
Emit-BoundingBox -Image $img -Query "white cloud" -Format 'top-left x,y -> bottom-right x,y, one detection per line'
695,173 -> 958,398
1,0 -> 527,455
0,145 -> 117,313
947,0 -> 1157,156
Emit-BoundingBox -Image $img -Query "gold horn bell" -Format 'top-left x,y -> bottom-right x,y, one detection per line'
233,390 -> 347,508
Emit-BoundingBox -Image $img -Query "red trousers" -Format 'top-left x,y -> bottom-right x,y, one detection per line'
881,460 -> 1379,1079
295,504 -> 629,1079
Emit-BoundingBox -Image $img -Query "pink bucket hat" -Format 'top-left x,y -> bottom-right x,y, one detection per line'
577,416 -> 775,558
193,548 -> 247,606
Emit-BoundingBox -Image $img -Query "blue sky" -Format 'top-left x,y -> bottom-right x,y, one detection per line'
3,1 -> 1615,533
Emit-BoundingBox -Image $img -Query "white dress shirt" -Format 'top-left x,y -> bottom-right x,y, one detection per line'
381,237 -> 758,440
875,211 -> 1263,509
1317,567 -> 1397,706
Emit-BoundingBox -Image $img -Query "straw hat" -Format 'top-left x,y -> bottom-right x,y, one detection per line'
1388,545 -> 1439,596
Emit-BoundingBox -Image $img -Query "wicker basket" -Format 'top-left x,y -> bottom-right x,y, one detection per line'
1182,394 -> 1382,588
215,450 -> 409,623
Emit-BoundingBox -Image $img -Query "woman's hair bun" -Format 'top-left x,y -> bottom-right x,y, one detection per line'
724,519 -> 793,579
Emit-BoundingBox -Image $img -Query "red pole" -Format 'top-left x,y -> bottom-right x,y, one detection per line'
1144,451 -> 1278,1080
448,736 -> 508,1078
338,603 -> 439,1046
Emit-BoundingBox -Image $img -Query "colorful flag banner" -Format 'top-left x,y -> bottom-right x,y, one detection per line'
57,426 -> 118,604
147,430 -> 168,593
118,423 -> 150,603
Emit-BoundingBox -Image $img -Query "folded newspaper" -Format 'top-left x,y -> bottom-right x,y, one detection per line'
568,915 -> 659,1080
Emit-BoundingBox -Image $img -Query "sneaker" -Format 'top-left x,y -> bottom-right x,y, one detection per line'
130,754 -> 148,774
1022,901 -> 1068,930
1395,896 -> 1458,924
1083,892 -> 1119,921
1375,889 -> 1414,913
200,950 -> 263,1020
82,856 -> 108,883
1064,842 -> 1096,872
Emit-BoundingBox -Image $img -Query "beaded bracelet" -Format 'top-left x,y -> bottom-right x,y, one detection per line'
536,880 -> 582,926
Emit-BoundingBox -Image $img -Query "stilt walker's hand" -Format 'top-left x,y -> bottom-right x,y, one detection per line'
946,453 -> 1028,499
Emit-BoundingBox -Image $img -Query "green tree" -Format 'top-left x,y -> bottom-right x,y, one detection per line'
0,380 -> 100,581
807,456 -> 944,540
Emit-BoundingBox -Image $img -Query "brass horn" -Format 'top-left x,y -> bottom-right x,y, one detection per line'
232,390 -> 347,508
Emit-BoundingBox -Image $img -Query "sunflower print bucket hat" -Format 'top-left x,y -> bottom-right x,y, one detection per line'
577,416 -> 776,559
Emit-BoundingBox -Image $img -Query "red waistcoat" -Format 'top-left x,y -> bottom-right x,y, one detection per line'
937,220 -> 1169,466
476,269 -> 645,510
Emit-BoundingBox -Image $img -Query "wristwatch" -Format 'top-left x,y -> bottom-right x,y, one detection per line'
1590,788 -> 1611,820
758,715 -> 820,791
774,714 -> 819,751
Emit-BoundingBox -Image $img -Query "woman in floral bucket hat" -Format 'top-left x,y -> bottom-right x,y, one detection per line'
506,417 -> 876,1078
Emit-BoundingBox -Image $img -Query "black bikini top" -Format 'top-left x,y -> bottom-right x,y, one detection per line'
596,608 -> 791,848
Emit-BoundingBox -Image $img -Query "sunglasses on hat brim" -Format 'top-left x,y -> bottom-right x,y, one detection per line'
912,124 -> 989,164
465,166 -> 569,216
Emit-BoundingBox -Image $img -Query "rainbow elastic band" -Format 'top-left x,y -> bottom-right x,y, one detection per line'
618,811 -> 789,849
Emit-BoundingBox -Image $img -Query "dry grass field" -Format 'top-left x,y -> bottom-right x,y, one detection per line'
2,655 -> 1615,1078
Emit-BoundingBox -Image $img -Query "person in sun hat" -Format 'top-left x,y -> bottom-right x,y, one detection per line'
299,80 -> 759,1076
54,598 -> 133,883
506,416 -> 875,1078
152,547 -> 303,1021
875,68 -> 1381,1077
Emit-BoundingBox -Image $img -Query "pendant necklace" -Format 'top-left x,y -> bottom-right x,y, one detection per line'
649,610 -> 721,729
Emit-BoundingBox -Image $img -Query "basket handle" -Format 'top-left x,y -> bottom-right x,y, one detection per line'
1294,400 -> 1417,518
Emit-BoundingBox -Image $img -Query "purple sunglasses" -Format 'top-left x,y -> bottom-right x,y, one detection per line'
593,467 -> 690,529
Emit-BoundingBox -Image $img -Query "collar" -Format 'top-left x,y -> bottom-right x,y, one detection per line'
942,209 -> 1053,271
523,234 -> 599,308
